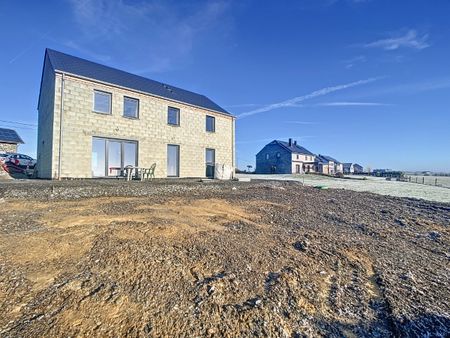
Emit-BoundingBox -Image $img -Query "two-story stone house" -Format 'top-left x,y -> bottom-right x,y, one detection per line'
255,139 -> 316,174
36,49 -> 235,179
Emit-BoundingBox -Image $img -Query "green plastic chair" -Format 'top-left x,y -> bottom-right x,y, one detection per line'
143,163 -> 156,181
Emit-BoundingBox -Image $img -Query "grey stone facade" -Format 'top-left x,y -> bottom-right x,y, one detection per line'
256,143 -> 292,174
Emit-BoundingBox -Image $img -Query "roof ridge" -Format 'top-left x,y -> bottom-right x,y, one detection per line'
45,48 -> 229,115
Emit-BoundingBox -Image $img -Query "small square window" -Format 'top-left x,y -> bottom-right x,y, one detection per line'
168,107 -> 180,126
123,97 -> 139,118
206,115 -> 215,132
93,90 -> 111,114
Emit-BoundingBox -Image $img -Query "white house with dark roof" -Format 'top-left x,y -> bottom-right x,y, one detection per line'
255,139 -> 316,174
315,154 -> 343,175
0,128 -> 24,153
343,163 -> 364,174
36,49 -> 235,179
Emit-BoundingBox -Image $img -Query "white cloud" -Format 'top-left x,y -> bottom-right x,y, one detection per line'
66,0 -> 232,72
364,30 -> 430,51
238,77 -> 381,119
344,55 -> 366,69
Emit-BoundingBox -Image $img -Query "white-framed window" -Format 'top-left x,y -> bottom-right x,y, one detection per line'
276,152 -> 281,158
123,97 -> 139,118
168,107 -> 180,126
206,115 -> 215,132
265,154 -> 269,160
93,90 -> 112,114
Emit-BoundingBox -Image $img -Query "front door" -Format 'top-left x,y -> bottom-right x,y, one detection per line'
296,164 -> 301,174
205,148 -> 215,178
167,145 -> 180,177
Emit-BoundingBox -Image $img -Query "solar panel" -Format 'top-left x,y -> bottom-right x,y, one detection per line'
0,128 -> 24,144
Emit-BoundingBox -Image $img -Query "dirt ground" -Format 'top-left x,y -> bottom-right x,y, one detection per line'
0,179 -> 449,337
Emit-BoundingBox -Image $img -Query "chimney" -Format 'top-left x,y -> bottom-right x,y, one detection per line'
293,140 -> 297,146
288,138 -> 292,146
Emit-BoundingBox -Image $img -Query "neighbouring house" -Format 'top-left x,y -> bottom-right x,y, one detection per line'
343,163 -> 364,174
315,154 -> 343,175
255,139 -> 316,174
0,128 -> 24,153
36,49 -> 235,179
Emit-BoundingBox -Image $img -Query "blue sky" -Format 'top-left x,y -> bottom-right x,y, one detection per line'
1,0 -> 449,171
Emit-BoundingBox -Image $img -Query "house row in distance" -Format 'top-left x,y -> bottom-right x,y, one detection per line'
36,49 -> 235,179
255,139 -> 363,175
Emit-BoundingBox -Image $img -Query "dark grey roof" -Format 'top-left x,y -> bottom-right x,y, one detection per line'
45,49 -> 229,115
275,140 -> 315,155
0,128 -> 24,144
317,154 -> 340,164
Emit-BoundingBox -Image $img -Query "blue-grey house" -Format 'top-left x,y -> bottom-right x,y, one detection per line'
255,139 -> 316,174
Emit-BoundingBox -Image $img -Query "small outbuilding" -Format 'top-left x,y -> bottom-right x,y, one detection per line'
0,128 -> 24,153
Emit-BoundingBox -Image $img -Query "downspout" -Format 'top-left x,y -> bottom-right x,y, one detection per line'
232,117 -> 235,179
57,73 -> 65,180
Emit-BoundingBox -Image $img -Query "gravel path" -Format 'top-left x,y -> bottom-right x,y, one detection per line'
0,180 -> 449,337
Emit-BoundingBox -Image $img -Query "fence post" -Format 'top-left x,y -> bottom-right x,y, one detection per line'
422,177 -> 425,184
435,178 -> 438,186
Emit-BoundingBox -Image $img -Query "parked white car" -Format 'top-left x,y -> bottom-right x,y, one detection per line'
5,153 -> 36,168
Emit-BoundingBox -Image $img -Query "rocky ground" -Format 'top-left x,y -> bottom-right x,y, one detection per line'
0,179 -> 449,337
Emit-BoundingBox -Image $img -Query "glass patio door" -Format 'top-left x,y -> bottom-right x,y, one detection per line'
92,138 -> 106,177
108,140 -> 122,176
92,137 -> 137,177
167,145 -> 179,177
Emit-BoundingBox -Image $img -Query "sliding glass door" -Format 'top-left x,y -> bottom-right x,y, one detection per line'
108,140 -> 122,176
92,137 -> 138,177
92,138 -> 106,177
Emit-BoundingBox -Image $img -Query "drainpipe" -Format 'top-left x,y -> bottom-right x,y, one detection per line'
232,117 -> 235,178
57,73 -> 65,180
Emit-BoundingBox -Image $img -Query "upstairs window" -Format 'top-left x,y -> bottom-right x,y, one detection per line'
206,115 -> 215,132
168,107 -> 180,126
123,97 -> 139,118
265,154 -> 269,160
93,90 -> 111,114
